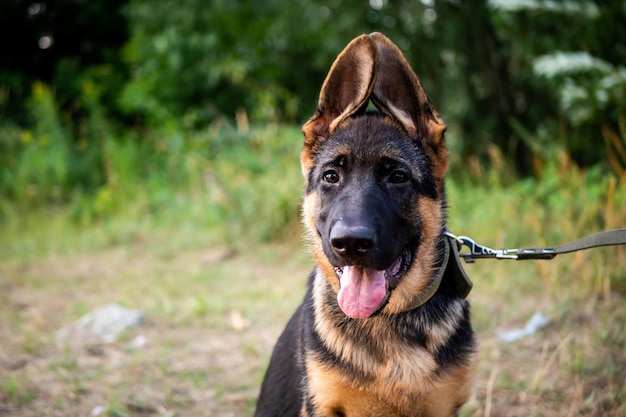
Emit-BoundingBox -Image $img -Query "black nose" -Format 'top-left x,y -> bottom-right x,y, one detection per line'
330,222 -> 375,259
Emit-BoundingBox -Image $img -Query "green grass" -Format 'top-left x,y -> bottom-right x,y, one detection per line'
0,124 -> 625,416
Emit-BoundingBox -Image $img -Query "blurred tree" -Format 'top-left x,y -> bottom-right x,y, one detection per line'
1,0 -> 625,179
431,0 -> 533,173
482,0 -> 626,172
119,0 -> 431,126
0,0 -> 128,124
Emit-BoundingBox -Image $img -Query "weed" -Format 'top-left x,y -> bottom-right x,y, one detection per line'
107,408 -> 129,417
1,376 -> 35,407
2,376 -> 18,403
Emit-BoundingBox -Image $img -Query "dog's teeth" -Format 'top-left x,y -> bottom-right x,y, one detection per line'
390,258 -> 402,276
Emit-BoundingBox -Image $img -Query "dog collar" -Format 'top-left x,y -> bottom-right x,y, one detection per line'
445,232 -> 474,298
401,233 -> 473,312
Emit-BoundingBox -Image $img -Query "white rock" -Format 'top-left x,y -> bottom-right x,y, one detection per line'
57,304 -> 144,343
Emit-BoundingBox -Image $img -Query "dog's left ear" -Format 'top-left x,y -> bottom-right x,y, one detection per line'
369,32 -> 449,178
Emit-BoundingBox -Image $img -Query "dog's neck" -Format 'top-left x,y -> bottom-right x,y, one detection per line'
401,233 -> 473,312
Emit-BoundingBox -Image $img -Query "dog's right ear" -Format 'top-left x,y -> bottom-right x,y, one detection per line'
301,35 -> 378,177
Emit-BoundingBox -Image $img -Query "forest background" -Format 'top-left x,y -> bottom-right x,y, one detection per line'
2,0 -> 625,219
1,1 -> 626,416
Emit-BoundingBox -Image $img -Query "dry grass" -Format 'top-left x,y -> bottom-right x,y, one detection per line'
1,237 -> 624,417
463,257 -> 626,417
0,242 -> 309,417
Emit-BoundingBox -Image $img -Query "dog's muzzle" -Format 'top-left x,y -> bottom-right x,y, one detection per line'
327,220 -> 412,318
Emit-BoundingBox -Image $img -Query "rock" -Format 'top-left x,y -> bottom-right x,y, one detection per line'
57,304 -> 144,344
126,334 -> 147,350
496,312 -> 550,343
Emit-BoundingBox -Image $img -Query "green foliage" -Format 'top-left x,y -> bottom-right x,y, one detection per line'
485,0 -> 626,170
447,162 -> 626,296
532,52 -> 626,161
1,103 -> 303,247
1,375 -> 36,407
2,82 -> 72,205
120,0 -> 300,125
0,81 -> 111,206
1,0 -> 626,244
0,0 -> 128,123
209,125 -> 303,242
118,0 -> 426,125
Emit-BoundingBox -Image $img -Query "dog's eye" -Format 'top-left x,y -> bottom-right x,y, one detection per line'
389,170 -> 409,184
322,170 -> 340,184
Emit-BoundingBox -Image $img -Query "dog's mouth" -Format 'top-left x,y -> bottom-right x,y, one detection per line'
333,247 -> 412,319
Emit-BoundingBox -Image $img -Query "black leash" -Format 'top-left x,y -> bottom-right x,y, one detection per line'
445,228 -> 626,264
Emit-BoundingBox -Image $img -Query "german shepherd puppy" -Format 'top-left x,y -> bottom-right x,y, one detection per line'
254,33 -> 475,417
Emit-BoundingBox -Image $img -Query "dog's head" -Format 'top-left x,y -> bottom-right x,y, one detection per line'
300,33 -> 450,319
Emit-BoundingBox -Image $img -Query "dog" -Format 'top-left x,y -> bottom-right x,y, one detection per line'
254,33 -> 475,417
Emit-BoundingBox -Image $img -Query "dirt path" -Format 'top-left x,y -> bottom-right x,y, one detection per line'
1,244 -> 624,416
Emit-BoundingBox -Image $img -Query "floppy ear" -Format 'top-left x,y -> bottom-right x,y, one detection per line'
369,32 -> 449,178
301,34 -> 378,176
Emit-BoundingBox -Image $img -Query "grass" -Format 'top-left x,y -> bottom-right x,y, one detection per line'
1,124 -> 625,416
446,168 -> 626,416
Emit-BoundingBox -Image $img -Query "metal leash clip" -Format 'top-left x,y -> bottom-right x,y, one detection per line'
446,228 -> 626,263
445,232 -> 518,263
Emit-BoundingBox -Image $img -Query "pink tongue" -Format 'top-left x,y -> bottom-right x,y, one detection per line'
337,266 -> 387,319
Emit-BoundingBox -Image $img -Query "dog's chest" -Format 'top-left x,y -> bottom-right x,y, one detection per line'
304,349 -> 471,417
311,276 -> 444,392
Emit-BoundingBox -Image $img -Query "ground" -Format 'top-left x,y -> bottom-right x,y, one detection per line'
1,240 -> 624,417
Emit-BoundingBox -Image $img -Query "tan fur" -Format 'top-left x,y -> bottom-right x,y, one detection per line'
311,267 -> 471,387
421,363 -> 475,417
302,193 -> 339,292
305,336 -> 473,417
385,197 -> 444,314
